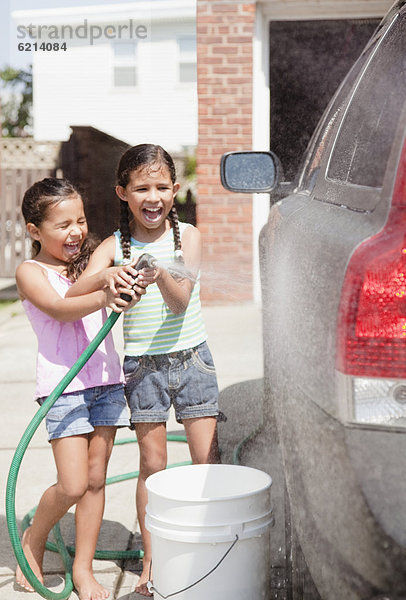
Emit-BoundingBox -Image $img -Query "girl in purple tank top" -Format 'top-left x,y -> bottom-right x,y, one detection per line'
15,178 -> 145,600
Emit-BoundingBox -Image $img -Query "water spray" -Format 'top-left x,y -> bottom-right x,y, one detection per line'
166,262 -> 197,282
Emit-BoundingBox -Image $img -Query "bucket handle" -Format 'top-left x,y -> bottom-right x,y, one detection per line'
146,534 -> 239,598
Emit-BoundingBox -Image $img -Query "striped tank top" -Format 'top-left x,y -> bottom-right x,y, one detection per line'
114,223 -> 207,356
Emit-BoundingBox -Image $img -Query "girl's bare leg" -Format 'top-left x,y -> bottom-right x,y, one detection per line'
134,422 -> 167,597
183,416 -> 220,464
73,426 -> 116,600
16,435 -> 89,591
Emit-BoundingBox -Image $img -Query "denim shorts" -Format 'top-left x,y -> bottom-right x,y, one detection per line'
38,383 -> 130,441
124,342 -> 219,424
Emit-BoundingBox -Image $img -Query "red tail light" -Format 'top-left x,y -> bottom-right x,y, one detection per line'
336,141 -> 406,378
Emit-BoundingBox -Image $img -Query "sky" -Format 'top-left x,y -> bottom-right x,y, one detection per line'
1,0 -> 139,70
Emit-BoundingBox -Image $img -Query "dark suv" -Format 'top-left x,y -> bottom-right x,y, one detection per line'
221,2 -> 406,599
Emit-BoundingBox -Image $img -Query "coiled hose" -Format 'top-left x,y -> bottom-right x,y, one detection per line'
5,253 -> 192,599
6,311 -> 122,599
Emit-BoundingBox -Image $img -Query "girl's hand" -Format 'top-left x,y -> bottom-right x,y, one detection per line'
104,283 -> 146,313
103,285 -> 131,313
139,225 -> 201,315
136,267 -> 160,287
107,265 -> 139,295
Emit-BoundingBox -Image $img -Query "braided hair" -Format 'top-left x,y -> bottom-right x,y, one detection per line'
116,144 -> 183,263
21,177 -> 95,281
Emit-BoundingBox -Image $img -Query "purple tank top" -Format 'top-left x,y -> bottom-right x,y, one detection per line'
22,261 -> 124,398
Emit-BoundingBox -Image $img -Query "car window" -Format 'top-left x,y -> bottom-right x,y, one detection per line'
299,53 -> 368,194
327,10 -> 406,190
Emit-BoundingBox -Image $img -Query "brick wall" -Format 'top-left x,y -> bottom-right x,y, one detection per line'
197,0 -> 256,303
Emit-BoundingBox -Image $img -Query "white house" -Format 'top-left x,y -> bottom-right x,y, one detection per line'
12,0 -> 197,152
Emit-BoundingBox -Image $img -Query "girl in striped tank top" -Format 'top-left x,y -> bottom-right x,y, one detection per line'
68,144 -> 220,596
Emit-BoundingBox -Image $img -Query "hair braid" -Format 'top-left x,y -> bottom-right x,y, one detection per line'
167,205 -> 184,263
119,200 -> 132,262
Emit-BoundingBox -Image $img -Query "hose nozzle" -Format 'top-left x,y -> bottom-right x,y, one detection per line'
133,253 -> 157,270
120,253 -> 157,301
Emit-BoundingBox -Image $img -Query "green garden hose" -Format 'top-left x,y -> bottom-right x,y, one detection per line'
4,253 -> 191,599
6,311 -> 122,599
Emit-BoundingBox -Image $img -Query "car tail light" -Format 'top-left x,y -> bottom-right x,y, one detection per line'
336,141 -> 406,426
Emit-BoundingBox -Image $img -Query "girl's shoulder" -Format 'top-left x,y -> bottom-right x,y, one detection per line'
99,234 -> 116,251
180,223 -> 200,242
15,260 -> 60,302
179,222 -> 200,238
179,221 -> 192,233
16,259 -> 51,281
178,224 -> 201,266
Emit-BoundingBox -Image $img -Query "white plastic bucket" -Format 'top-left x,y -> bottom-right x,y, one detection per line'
145,464 -> 273,600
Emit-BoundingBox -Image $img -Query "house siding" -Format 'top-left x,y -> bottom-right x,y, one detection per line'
24,11 -> 197,152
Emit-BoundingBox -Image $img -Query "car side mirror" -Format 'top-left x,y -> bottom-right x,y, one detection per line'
220,151 -> 281,193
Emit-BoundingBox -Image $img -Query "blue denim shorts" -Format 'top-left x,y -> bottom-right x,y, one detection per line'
124,342 -> 219,424
38,383 -> 130,441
